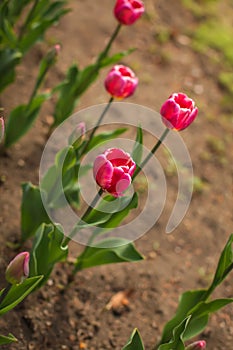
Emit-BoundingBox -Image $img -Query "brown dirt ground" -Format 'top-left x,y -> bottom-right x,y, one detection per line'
0,0 -> 232,349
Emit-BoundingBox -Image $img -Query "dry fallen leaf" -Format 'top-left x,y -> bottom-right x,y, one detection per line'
105,289 -> 134,314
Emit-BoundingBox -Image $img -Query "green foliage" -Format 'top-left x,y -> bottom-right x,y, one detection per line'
4,93 -> 49,148
21,183 -> 51,241
0,276 -> 43,316
84,128 -> 127,154
158,317 -> 190,350
0,49 -> 22,92
219,72 -> 233,95
29,224 -> 68,287
0,0 -> 68,93
159,290 -> 206,344
41,145 -> 81,209
74,238 -> 143,272
84,193 -> 138,230
183,298 -> 233,341
122,329 -> 145,350
52,49 -> 134,126
0,333 -> 17,345
193,20 -> 233,65
158,234 -> 233,346
210,233 -> 233,288
132,125 -> 143,166
18,0 -> 70,54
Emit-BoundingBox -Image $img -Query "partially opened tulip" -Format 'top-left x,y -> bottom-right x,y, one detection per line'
186,340 -> 206,349
114,0 -> 145,25
160,92 -> 198,131
93,148 -> 136,197
0,117 -> 4,142
105,65 -> 138,99
5,252 -> 30,285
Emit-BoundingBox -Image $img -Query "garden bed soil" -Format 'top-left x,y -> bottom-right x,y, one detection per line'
0,1 -> 232,349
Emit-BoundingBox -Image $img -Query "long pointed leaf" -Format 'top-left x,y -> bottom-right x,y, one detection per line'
122,329 -> 144,350
0,276 -> 43,315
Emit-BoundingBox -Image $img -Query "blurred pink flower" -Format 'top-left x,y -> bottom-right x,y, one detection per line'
93,148 -> 136,197
5,252 -> 30,285
105,65 -> 138,99
0,117 -> 4,142
114,0 -> 145,25
160,92 -> 198,131
186,340 -> 206,349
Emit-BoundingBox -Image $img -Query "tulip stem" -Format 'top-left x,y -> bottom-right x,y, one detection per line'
81,97 -> 114,155
98,23 -> 122,63
133,128 -> 170,179
62,188 -> 104,247
0,283 -> 11,306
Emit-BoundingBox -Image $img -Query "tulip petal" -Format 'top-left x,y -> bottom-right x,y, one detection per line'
108,168 -> 131,197
93,155 -> 113,189
160,99 -> 180,129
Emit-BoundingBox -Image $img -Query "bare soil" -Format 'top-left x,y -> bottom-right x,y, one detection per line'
0,1 -> 232,349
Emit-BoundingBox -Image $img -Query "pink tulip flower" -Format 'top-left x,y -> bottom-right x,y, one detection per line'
160,92 -> 198,131
114,0 -> 145,25
5,252 -> 30,285
105,65 -> 138,99
93,148 -> 136,197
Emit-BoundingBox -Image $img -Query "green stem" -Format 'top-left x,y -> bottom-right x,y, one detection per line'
133,128 -> 170,179
97,23 -> 122,63
0,284 -> 11,306
62,188 -> 104,247
81,96 -> 114,155
19,0 -> 40,41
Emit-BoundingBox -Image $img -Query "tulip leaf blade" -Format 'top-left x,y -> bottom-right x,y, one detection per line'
21,183 -> 51,241
29,223 -> 68,287
132,124 -> 143,166
0,333 -> 17,345
84,127 -> 128,153
74,237 -> 143,271
0,276 -> 43,316
122,328 -> 144,350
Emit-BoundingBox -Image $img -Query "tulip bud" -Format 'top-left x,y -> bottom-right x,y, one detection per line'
185,340 -> 206,350
114,0 -> 145,25
93,148 -> 136,197
160,92 -> 198,131
44,44 -> 61,67
5,252 -> 30,285
0,116 -> 4,142
105,65 -> 138,99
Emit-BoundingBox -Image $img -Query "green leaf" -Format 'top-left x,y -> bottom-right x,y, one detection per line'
0,276 -> 43,315
122,329 -> 144,350
94,193 -> 138,229
5,94 -> 49,148
21,183 -> 51,241
75,238 -> 143,271
159,290 -> 206,344
19,1 -> 69,54
75,193 -> 138,230
100,48 -> 135,68
132,125 -> 143,166
29,223 -> 68,287
53,64 -> 79,125
158,317 -> 190,350
210,233 -> 233,289
0,48 -> 22,92
183,315 -> 209,342
41,145 -> 80,209
183,298 -> 233,340
0,333 -> 17,345
84,128 -> 127,153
